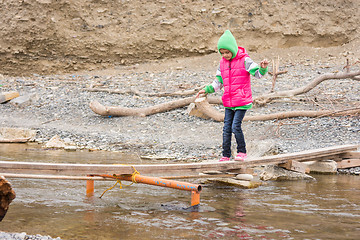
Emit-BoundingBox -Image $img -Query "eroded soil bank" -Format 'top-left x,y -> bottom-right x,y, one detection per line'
1,0 -> 359,75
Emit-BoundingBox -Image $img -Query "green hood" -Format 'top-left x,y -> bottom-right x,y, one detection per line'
217,30 -> 238,59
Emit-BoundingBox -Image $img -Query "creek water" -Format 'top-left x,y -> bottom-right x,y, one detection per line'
1,144 -> 359,239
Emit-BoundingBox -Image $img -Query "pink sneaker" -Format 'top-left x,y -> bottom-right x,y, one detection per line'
235,152 -> 247,161
219,157 -> 230,162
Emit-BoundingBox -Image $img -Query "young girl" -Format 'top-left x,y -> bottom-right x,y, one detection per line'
196,30 -> 269,161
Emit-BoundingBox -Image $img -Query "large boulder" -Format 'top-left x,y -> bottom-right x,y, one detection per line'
0,127 -> 36,143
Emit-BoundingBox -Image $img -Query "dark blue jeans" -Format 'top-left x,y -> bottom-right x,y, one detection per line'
222,108 -> 247,158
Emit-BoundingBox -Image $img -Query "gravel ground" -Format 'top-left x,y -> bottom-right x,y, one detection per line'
0,51 -> 359,240
0,232 -> 61,240
0,53 -> 359,161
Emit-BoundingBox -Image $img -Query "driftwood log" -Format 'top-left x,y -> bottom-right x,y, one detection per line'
90,97 -> 197,117
0,91 -> 19,104
197,69 -> 360,106
89,96 -> 222,117
254,70 -> 360,106
190,69 -> 360,121
89,69 -> 360,120
194,97 -> 224,121
244,107 -> 360,121
193,97 -> 360,122
0,176 -> 16,222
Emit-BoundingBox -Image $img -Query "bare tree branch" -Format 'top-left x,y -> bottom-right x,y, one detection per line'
89,97 -> 196,117
85,85 -> 205,97
244,107 -> 360,121
254,70 -> 360,106
89,70 -> 360,120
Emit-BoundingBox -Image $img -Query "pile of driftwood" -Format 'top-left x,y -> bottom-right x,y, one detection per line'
89,60 -> 360,121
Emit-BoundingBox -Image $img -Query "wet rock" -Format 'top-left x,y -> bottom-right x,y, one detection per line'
260,165 -> 315,181
43,135 -> 66,149
64,145 -> 77,151
338,166 -> 360,175
235,174 -> 254,181
206,178 -> 262,189
303,160 -> 337,174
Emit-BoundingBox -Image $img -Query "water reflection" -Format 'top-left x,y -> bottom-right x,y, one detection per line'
0,143 -> 140,164
1,144 -> 360,239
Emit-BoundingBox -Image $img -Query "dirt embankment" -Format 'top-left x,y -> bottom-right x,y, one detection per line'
0,0 -> 359,76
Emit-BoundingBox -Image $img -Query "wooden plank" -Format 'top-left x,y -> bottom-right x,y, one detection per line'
337,159 -> 360,169
278,160 -> 310,173
0,161 -> 244,175
0,144 -> 358,176
0,138 -> 30,143
243,144 -> 359,167
0,173 -> 111,181
0,172 -> 237,180
339,151 -> 360,159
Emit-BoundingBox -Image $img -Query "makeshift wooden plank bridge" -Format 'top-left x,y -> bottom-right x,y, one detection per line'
1,144 -> 359,207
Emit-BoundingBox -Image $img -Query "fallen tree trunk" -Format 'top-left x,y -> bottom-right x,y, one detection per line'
90,95 -> 222,117
191,70 -> 360,121
87,70 -> 360,107
205,70 -> 360,106
254,70 -> 360,105
194,97 -> 224,121
0,91 -> 19,104
90,97 -> 197,117
193,97 -> 360,122
89,70 -> 360,119
243,107 -> 360,122
0,176 -> 16,222
90,95 -> 360,121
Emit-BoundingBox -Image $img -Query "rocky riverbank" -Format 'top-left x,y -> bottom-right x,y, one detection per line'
0,46 -> 359,240
1,1 -> 359,239
0,46 -> 360,162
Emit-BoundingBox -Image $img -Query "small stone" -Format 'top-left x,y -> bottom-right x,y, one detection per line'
44,135 -> 66,149
235,174 -> 253,181
64,145 -> 77,151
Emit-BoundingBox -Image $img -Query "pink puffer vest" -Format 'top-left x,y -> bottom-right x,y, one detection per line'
220,47 -> 252,108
